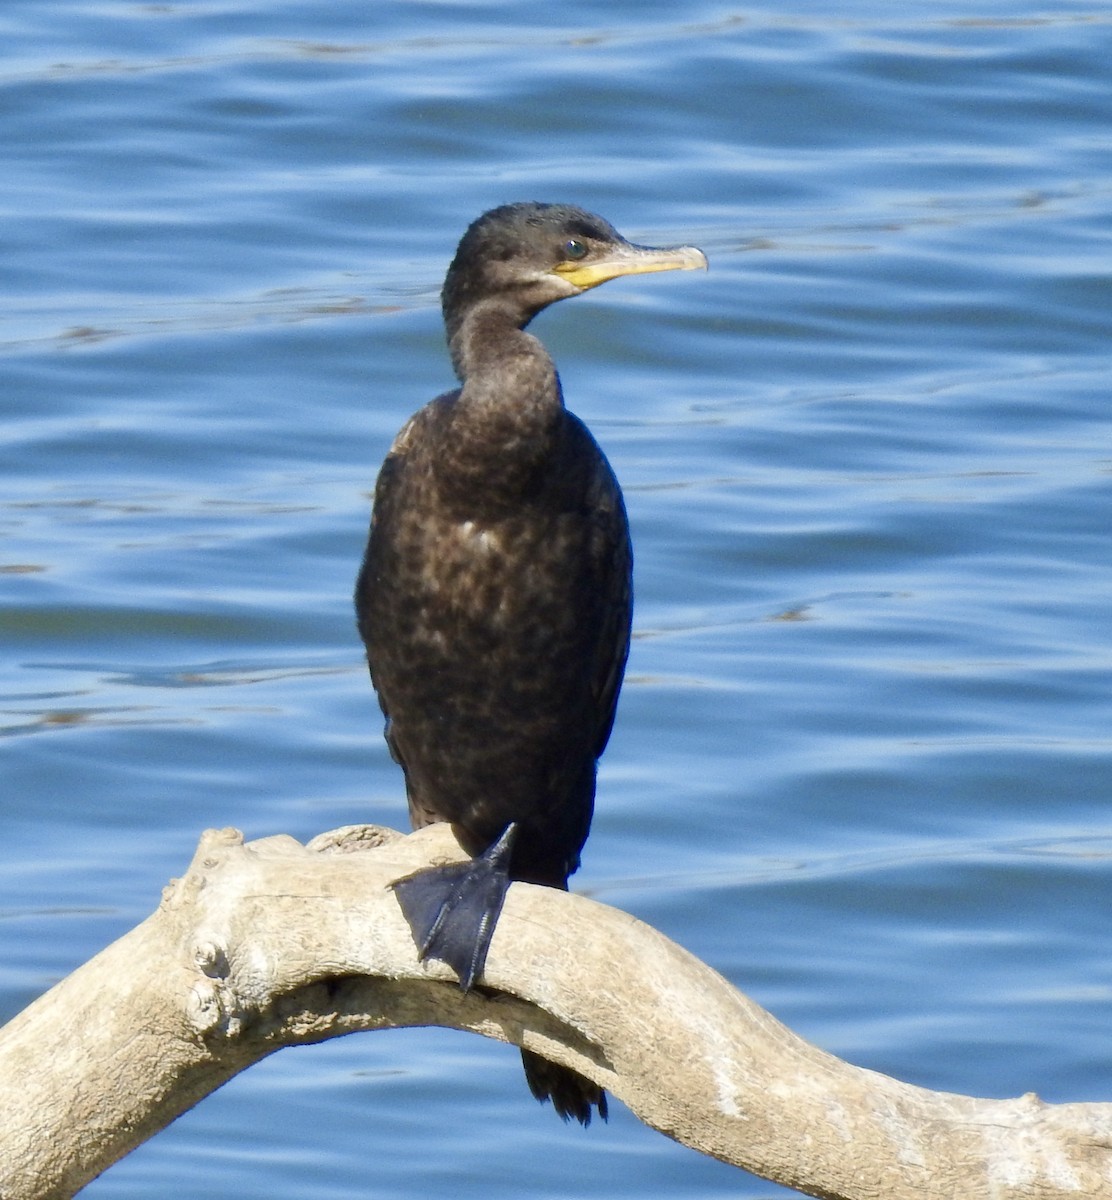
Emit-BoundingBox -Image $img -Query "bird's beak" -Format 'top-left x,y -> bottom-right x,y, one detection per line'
551,242 -> 708,291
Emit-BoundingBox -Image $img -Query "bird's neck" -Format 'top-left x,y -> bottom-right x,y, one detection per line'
450,301 -> 564,421
439,301 -> 567,502
449,295 -> 556,381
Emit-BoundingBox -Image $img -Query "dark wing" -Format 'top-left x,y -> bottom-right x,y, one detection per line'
354,402 -> 442,777
591,487 -> 631,759
565,413 -> 633,761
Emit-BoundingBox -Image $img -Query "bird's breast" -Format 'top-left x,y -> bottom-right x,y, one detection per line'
411,507 -> 585,638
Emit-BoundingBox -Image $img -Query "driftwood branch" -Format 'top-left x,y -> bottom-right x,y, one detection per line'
1,825 -> 1109,1200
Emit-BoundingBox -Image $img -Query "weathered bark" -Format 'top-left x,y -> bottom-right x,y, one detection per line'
0,824 -> 1109,1200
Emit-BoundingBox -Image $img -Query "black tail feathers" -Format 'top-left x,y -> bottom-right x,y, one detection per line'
522,1049 -> 608,1127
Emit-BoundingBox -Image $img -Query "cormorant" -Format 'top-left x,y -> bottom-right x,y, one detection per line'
355,202 -> 707,1125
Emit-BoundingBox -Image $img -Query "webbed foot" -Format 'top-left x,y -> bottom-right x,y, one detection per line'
392,823 -> 517,991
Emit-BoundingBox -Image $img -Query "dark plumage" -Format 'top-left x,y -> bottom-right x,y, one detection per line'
355,202 -> 706,1124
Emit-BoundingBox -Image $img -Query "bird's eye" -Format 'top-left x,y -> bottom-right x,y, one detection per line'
563,239 -> 588,260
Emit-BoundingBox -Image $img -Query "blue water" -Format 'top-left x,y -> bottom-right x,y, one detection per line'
3,2 -> 1112,1196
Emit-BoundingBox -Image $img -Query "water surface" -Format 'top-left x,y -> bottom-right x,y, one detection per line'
3,3 -> 1112,1197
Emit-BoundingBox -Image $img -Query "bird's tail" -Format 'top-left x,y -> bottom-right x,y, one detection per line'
522,1049 -> 608,1126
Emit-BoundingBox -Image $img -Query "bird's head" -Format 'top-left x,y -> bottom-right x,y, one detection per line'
442,202 -> 707,332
